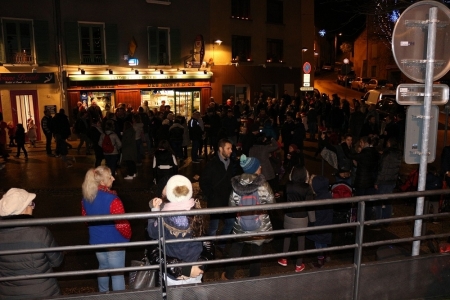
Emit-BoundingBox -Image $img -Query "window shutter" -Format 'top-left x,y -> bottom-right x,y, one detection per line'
34,20 -> 49,64
148,26 -> 158,65
170,28 -> 181,66
0,21 -> 4,63
105,23 -> 119,65
64,22 -> 80,65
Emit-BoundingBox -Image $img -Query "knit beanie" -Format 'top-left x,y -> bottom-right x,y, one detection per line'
0,188 -> 36,216
240,154 -> 261,174
165,175 -> 193,203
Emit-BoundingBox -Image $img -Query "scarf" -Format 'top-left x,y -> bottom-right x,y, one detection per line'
162,198 -> 195,211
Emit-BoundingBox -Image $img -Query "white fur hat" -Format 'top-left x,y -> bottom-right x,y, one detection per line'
165,175 -> 193,203
0,188 -> 36,216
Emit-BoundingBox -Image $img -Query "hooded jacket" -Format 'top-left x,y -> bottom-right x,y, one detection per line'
285,166 -> 314,219
229,173 -> 274,246
307,175 -> 333,245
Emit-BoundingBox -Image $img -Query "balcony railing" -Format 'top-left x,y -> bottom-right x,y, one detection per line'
9,52 -> 34,64
81,54 -> 105,65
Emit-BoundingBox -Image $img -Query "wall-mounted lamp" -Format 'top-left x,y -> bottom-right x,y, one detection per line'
160,70 -> 164,74
214,39 -> 222,46
182,70 -> 186,74
108,69 -> 113,74
135,69 -> 139,74
302,47 -> 308,53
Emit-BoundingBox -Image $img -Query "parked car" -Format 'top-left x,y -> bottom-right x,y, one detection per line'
376,79 -> 395,90
375,97 -> 406,121
361,89 -> 396,106
322,64 -> 332,71
351,77 -> 371,91
363,79 -> 378,92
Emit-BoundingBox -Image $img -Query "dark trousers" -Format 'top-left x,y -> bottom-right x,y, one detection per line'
105,154 -> 119,176
125,160 -> 137,176
16,143 -> 27,157
45,132 -> 53,155
191,139 -> 200,161
94,146 -> 104,167
225,242 -> 262,279
170,140 -> 183,159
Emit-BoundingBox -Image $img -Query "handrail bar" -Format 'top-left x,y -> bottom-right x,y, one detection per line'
0,189 -> 447,228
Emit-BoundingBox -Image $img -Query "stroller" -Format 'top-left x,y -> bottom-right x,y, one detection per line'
331,182 -> 356,242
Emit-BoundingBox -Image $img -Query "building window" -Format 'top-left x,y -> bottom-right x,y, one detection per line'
222,85 -> 249,104
266,39 -> 283,63
231,0 -> 250,19
267,0 -> 283,24
232,35 -> 251,62
79,23 -> 105,64
148,27 -> 170,66
4,19 -> 33,64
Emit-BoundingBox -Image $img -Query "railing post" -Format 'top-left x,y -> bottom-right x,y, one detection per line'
353,200 -> 365,300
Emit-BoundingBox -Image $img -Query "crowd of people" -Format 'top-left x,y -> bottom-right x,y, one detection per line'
2,89 -> 450,298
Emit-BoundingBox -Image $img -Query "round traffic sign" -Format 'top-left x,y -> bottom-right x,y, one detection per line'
392,1 -> 450,83
303,62 -> 311,74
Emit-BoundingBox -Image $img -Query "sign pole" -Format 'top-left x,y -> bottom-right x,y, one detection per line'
412,7 -> 437,256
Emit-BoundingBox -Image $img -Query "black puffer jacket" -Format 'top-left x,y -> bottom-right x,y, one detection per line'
354,147 -> 379,189
375,147 -> 402,185
285,166 -> 314,218
0,215 -> 64,300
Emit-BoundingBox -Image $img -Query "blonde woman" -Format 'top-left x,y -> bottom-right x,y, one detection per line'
81,166 -> 132,293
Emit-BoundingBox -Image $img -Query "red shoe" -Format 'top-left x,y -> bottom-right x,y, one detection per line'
295,263 -> 305,272
278,258 -> 287,266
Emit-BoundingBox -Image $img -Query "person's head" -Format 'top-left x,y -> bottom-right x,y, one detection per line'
359,136 -> 370,148
289,144 -> 298,153
138,107 -> 144,113
240,154 -> 261,174
167,113 -> 174,121
165,105 -> 171,111
161,100 -> 166,106
105,120 -> 115,131
368,115 -> 376,124
91,100 -> 97,106
132,113 -> 141,123
286,113 -> 293,123
157,139 -> 171,151
344,133 -> 353,147
59,108 -> 65,115
0,188 -> 36,216
192,111 -> 200,119
143,100 -> 148,106
218,138 -> 233,159
163,175 -> 193,203
44,109 -> 51,116
81,166 -> 115,202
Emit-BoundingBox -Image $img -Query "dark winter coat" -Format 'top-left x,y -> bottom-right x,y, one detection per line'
221,116 -> 239,138
285,166 -> 314,218
307,175 -> 333,245
169,123 -> 184,142
354,146 -> 379,189
375,147 -> 402,186
200,155 -> 237,208
121,126 -> 137,162
52,112 -> 71,139
0,215 -> 64,300
188,118 -> 203,141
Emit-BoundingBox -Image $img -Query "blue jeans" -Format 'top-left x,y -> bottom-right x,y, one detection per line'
191,139 -> 200,161
207,214 -> 235,248
95,250 -> 126,292
374,183 -> 396,220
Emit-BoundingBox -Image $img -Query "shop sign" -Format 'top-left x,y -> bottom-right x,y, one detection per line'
44,105 -> 57,115
0,73 -> 55,84
69,73 -> 211,81
147,82 -> 202,88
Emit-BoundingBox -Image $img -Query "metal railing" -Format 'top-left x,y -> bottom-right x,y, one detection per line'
0,189 -> 449,299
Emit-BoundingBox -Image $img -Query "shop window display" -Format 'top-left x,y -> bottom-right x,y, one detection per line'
141,90 -> 200,118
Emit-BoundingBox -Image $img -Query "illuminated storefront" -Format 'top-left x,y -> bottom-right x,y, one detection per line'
66,70 -> 212,120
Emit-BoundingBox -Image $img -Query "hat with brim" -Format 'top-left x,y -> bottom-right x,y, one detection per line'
0,188 -> 36,216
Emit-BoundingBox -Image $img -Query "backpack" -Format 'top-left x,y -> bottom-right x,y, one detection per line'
102,133 -> 115,153
237,190 -> 263,231
331,183 -> 353,199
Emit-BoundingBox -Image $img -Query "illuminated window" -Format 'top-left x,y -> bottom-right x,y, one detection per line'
231,0 -> 250,19
79,24 -> 105,64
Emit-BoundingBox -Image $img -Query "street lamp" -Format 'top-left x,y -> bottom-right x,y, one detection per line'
301,47 -> 308,64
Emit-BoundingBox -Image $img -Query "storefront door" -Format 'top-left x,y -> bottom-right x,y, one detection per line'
174,90 -> 200,118
116,90 -> 140,111
10,90 -> 41,141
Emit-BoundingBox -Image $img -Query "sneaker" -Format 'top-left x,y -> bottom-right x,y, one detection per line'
124,175 -> 134,180
295,264 -> 305,272
278,258 -> 288,267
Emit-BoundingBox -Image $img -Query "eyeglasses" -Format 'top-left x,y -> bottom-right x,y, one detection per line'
28,201 -> 35,208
